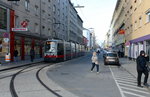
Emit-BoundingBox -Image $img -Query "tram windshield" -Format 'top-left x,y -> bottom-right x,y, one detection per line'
45,41 -> 56,53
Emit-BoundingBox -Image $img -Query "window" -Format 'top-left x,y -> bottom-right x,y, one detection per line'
146,11 -> 150,23
15,15 -> 19,27
134,21 -> 137,29
58,9 -> 60,16
0,7 -> 7,30
139,16 -> 142,27
42,26 -> 45,32
34,23 -> 38,33
130,6 -> 132,9
134,0 -> 137,3
53,5 -> 56,13
35,5 -> 38,15
48,28 -> 51,36
25,0 -> 30,10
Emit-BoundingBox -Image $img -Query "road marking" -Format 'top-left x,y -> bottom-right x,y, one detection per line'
109,66 -> 126,97
121,86 -> 150,94
119,83 -> 147,90
116,78 -> 136,83
115,77 -> 136,81
117,80 -> 137,85
123,91 -> 146,97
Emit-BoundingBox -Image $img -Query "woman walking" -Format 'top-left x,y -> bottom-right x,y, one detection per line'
91,52 -> 100,73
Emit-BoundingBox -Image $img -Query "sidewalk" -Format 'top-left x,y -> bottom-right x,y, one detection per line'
120,58 -> 150,84
0,58 -> 44,71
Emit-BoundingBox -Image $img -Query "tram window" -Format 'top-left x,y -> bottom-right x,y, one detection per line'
58,43 -> 64,55
45,44 -> 50,52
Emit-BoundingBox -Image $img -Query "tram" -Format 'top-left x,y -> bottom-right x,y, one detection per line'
44,39 -> 85,62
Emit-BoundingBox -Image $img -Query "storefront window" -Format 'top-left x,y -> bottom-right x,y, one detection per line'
0,38 -> 8,57
25,38 -> 31,56
0,7 -> 7,30
14,36 -> 21,56
35,40 -> 40,55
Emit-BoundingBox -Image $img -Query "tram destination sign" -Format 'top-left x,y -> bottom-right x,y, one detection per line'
12,28 -> 28,31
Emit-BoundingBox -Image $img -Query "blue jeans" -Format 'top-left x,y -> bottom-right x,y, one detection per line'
91,63 -> 99,72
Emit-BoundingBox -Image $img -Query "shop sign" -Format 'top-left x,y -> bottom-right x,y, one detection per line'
12,28 -> 28,31
21,21 -> 28,28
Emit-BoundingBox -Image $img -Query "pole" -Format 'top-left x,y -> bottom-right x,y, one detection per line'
39,0 -> 42,57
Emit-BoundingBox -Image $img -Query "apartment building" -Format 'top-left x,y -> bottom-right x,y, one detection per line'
110,0 -> 150,60
0,0 -> 83,62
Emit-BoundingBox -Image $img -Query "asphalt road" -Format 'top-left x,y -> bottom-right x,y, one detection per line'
47,53 -> 121,97
47,53 -> 150,97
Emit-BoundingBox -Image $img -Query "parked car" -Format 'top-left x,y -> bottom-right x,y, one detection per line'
103,52 -> 120,66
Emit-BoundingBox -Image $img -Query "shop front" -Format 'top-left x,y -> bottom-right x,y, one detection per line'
129,34 -> 150,60
0,5 -> 10,63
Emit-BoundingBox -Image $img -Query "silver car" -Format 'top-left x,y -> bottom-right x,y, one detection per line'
103,52 -> 120,66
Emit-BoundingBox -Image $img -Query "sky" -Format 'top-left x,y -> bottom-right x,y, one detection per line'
70,0 -> 117,44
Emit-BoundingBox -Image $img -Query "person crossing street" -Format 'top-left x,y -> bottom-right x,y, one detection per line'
91,51 -> 100,73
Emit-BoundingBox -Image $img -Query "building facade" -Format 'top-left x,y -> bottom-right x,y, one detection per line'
110,0 -> 150,60
83,28 -> 96,51
0,0 -> 83,63
68,1 -> 83,44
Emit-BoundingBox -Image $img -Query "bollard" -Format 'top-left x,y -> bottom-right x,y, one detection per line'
5,53 -> 10,62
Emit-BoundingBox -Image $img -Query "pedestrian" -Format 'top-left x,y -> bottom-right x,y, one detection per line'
97,50 -> 100,55
91,51 -> 100,73
14,49 -> 18,62
30,48 -> 35,62
136,50 -> 149,87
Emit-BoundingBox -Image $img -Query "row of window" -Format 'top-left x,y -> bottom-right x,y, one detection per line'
124,12 -> 150,36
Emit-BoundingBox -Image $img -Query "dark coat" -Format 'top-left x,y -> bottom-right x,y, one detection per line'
30,49 -> 35,56
14,50 -> 18,57
136,56 -> 147,71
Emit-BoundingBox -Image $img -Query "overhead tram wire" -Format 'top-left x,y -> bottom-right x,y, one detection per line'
73,0 -> 88,27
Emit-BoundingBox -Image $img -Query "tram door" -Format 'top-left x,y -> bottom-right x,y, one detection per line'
57,43 -> 64,61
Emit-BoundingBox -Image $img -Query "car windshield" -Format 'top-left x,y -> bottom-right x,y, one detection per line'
107,53 -> 117,57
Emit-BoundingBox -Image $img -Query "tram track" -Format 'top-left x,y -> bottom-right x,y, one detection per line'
9,62 -> 63,97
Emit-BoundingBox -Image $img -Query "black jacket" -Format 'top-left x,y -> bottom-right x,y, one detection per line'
136,56 -> 147,71
14,50 -> 18,57
30,49 -> 35,56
